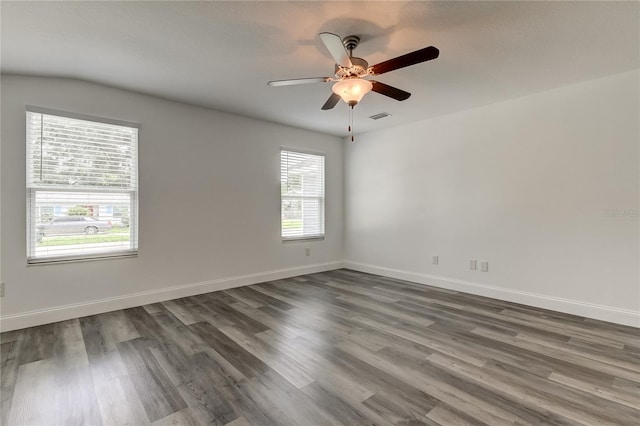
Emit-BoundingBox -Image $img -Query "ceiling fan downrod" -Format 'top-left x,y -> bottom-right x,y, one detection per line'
342,35 -> 360,58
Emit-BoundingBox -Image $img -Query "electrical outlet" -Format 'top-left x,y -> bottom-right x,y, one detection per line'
432,255 -> 438,265
480,261 -> 489,272
305,248 -> 311,257
470,259 -> 477,270
0,282 -> 4,297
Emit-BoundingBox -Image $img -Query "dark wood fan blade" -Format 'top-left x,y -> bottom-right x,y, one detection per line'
319,32 -> 353,68
371,81 -> 411,101
370,46 -> 439,75
268,77 -> 332,87
321,93 -> 341,110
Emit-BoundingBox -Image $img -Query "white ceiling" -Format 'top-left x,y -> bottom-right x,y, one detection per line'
2,1 -> 638,137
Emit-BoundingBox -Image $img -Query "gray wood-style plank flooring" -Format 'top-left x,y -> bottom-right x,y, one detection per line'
1,269 -> 639,425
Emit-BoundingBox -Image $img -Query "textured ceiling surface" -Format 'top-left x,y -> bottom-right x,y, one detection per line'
2,1 -> 638,136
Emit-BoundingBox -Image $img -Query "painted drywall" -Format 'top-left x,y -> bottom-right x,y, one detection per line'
345,70 -> 640,326
0,75 -> 343,330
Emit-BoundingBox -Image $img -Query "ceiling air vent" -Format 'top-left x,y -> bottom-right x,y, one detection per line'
369,112 -> 391,120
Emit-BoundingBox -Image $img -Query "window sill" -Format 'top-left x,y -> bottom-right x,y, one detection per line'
282,236 -> 325,243
27,250 -> 138,266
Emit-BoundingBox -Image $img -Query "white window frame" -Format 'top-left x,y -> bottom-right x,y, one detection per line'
26,106 -> 139,264
280,148 -> 325,242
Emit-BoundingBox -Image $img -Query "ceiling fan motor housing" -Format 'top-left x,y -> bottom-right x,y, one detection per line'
335,57 -> 369,79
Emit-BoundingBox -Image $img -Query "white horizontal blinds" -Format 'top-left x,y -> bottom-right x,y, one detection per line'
281,149 -> 325,240
27,112 -> 136,188
26,110 -> 138,262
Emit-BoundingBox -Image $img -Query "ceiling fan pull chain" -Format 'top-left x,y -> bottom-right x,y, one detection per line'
350,105 -> 355,142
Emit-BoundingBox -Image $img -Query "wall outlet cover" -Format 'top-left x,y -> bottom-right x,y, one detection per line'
481,261 -> 489,272
432,256 -> 438,265
470,259 -> 477,270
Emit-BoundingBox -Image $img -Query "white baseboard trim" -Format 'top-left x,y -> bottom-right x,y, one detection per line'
0,261 -> 344,332
344,261 -> 640,328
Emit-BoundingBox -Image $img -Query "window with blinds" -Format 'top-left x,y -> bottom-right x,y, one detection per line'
26,107 -> 138,263
281,149 -> 325,240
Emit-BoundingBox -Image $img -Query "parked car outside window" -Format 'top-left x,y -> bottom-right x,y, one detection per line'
37,216 -> 112,242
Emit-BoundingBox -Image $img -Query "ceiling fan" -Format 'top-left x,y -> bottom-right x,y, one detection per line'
267,32 -> 439,110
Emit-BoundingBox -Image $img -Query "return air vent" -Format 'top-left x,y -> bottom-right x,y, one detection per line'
369,112 -> 391,120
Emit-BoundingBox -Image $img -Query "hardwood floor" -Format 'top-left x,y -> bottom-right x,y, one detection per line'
1,269 -> 639,425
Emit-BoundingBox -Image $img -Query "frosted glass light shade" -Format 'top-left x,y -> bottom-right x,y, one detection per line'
332,78 -> 373,106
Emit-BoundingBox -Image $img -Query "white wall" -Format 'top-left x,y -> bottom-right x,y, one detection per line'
0,75 -> 343,331
345,70 -> 640,326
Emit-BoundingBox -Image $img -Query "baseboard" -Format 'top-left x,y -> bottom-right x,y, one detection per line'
344,260 -> 640,328
0,261 -> 344,332
5,260 -> 637,331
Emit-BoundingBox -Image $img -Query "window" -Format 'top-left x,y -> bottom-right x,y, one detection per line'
281,149 -> 325,240
26,107 -> 138,263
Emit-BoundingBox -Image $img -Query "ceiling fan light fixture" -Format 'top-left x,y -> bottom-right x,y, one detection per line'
332,78 -> 373,107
